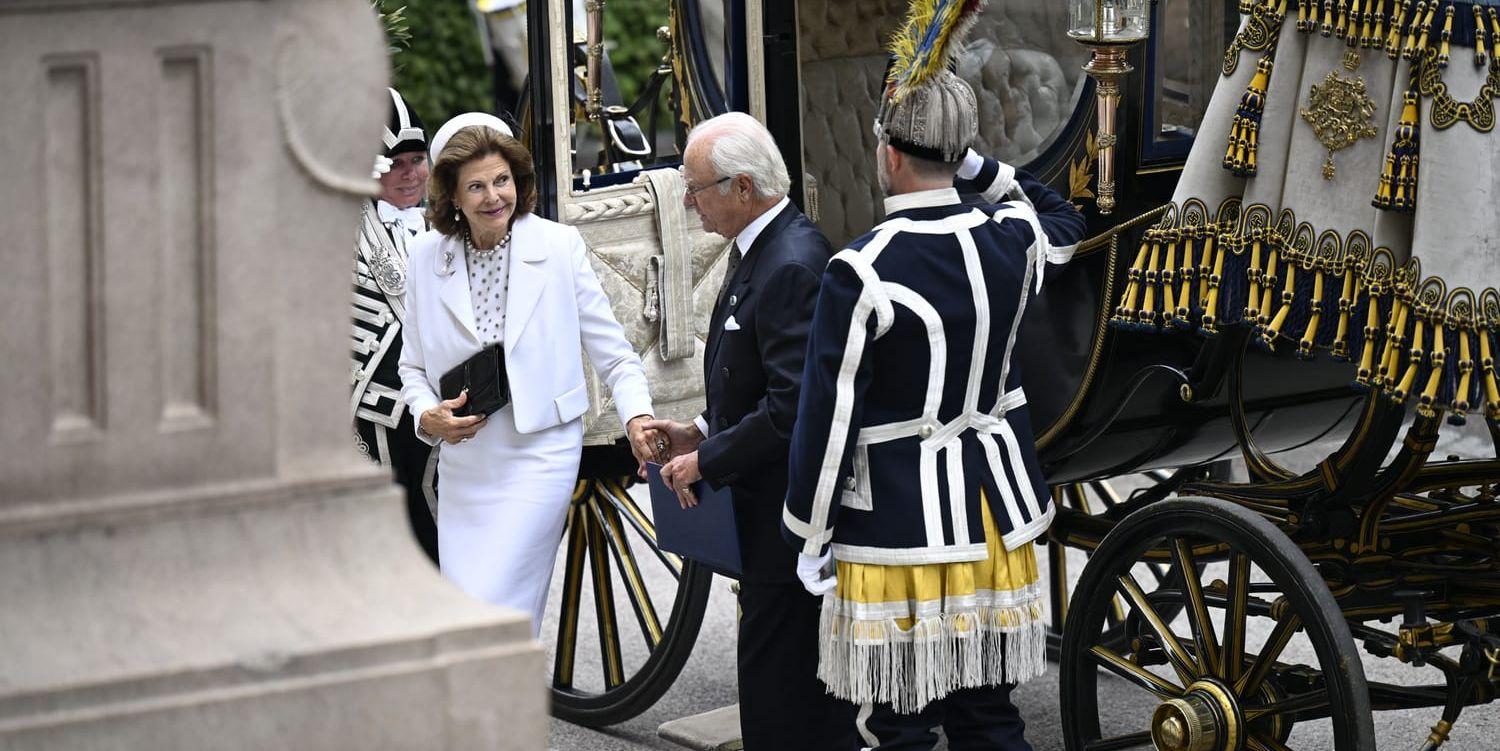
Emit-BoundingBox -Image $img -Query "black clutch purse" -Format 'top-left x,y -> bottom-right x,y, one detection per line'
439,343 -> 510,418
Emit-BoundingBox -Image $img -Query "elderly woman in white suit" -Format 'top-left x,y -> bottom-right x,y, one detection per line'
399,113 -> 662,634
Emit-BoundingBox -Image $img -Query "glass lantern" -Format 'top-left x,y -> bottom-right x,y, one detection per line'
1068,0 -> 1153,214
1068,0 -> 1152,45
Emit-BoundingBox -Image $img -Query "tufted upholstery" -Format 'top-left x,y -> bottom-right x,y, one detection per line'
799,0 -> 1088,246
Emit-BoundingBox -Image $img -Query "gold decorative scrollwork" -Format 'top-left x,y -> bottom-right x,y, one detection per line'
1300,70 -> 1379,179
1417,49 -> 1499,132
1224,0 -> 1285,77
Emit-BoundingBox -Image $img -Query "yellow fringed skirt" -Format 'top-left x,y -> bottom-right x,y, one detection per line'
818,493 -> 1046,713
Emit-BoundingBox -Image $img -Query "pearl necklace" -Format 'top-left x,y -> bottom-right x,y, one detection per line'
465,229 -> 512,257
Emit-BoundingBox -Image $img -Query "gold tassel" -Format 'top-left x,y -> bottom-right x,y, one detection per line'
1161,235 -> 1179,325
1241,0 -> 1257,14
1418,322 -> 1446,411
1139,236 -> 1163,326
1116,233 -> 1153,323
1393,318 -> 1424,401
1198,230 -> 1217,304
1414,0 -> 1438,59
1475,4 -> 1489,67
1324,0 -> 1338,35
1245,229 -> 1265,323
1481,329 -> 1500,418
1337,0 -> 1351,38
1348,0 -> 1365,43
1380,295 -> 1411,388
1374,91 -> 1421,211
1203,236 -> 1227,333
1224,56 -> 1274,177
1357,294 -> 1382,385
1298,268 -> 1326,356
1371,0 -> 1388,46
1388,0 -> 1410,57
1454,328 -> 1472,418
1298,0 -> 1312,31
1176,228 -> 1197,320
1333,266 -> 1356,359
1266,260 -> 1298,347
1403,0 -> 1427,58
1259,245 -> 1281,329
1489,8 -> 1500,66
1438,3 -> 1454,68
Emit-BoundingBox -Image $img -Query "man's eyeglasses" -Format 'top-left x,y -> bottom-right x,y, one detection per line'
678,166 -> 732,198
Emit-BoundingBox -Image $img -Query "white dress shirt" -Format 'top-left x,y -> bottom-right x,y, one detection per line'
693,196 -> 791,439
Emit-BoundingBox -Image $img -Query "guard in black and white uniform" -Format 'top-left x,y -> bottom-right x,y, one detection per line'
352,88 -> 439,564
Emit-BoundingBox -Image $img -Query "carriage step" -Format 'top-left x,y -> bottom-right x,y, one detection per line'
657,704 -> 743,751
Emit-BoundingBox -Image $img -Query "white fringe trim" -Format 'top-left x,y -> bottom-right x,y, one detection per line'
817,597 -> 1047,714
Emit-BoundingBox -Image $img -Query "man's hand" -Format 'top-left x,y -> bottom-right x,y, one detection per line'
796,550 -> 837,596
660,451 -> 702,509
626,415 -> 666,479
419,390 -> 487,444
641,418 -> 705,457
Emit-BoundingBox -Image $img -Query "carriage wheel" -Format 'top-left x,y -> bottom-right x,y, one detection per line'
1060,498 -> 1374,751
547,476 -> 713,727
1045,465 -> 1229,659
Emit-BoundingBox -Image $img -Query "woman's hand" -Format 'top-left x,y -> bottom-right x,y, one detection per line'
420,390 -> 487,445
626,415 -> 666,479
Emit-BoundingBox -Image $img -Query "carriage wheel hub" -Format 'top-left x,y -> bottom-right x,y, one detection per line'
1151,680 -> 1242,751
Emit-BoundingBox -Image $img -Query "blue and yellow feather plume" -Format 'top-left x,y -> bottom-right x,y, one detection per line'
885,0 -> 987,104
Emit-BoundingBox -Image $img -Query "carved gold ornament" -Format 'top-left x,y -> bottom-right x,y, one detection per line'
1300,70 -> 1379,180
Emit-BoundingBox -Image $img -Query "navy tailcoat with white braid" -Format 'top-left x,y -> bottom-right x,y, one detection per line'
781,157 -> 1086,564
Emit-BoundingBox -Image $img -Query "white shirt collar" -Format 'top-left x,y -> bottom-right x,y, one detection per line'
882,187 -> 961,216
376,199 -> 426,233
735,196 -> 791,256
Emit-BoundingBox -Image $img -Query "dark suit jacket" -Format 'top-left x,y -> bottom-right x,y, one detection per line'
699,203 -> 833,583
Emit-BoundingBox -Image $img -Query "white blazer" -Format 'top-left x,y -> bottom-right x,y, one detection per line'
398,212 -> 653,441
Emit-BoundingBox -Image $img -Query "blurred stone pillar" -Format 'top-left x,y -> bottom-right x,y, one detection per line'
0,1 -> 544,748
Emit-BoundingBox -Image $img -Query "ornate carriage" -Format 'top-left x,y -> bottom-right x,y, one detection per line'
472,0 -> 1500,746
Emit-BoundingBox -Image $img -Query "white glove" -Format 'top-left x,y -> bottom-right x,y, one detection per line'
371,154 -> 393,180
796,550 -> 837,597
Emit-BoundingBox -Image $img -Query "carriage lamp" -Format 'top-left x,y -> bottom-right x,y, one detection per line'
1068,0 -> 1152,215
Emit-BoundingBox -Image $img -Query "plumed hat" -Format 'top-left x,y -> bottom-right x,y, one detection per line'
875,0 -> 986,163
382,88 -> 426,157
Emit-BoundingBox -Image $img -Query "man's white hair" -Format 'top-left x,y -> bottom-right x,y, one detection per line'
686,112 -> 791,199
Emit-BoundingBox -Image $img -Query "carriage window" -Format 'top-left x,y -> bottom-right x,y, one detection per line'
1144,0 -> 1238,161
961,1 -> 1092,168
565,0 -> 731,187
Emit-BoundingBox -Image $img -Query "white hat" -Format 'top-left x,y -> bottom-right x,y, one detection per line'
428,112 -> 515,162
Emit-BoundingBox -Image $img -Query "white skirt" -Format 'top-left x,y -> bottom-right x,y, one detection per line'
435,403 -> 582,636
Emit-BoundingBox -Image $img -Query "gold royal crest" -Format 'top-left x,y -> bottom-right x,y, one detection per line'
1300,70 -> 1378,180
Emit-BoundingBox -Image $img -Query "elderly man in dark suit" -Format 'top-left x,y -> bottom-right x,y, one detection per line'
647,112 -> 856,751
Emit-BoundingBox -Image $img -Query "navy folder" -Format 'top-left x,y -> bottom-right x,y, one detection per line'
645,462 -> 742,577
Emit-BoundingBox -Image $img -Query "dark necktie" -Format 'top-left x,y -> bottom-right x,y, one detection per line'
716,243 -> 742,310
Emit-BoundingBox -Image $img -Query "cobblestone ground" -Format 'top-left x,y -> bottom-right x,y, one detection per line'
546,424 -> 1498,750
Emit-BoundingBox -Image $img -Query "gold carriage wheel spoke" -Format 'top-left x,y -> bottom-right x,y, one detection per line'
1088,480 -> 1123,509
1223,551 -> 1251,684
1118,573 -> 1198,685
552,502 -> 588,690
1235,610 -> 1303,697
1089,644 -> 1184,699
588,494 -> 664,650
1084,731 -> 1154,750
1244,690 -> 1330,721
1247,733 -> 1295,751
602,478 -> 684,578
1171,537 -> 1220,677
586,498 -> 627,689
